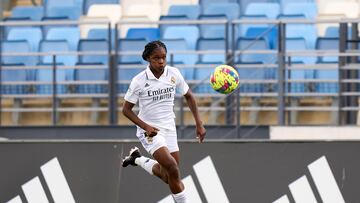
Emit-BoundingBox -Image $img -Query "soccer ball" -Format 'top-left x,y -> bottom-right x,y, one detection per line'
210,65 -> 239,94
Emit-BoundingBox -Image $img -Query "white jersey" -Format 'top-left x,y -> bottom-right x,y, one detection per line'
124,65 -> 189,130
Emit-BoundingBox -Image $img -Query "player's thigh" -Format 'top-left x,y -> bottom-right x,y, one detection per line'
153,146 -> 178,170
170,151 -> 180,165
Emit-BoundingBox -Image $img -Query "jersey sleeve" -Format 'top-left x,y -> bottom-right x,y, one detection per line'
124,78 -> 141,104
176,70 -> 189,95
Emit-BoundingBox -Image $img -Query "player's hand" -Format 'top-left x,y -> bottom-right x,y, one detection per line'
196,123 -> 206,143
144,125 -> 159,137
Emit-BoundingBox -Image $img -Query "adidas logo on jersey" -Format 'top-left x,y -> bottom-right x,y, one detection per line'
145,83 -> 150,87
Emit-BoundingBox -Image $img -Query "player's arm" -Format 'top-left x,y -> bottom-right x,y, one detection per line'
122,101 -> 159,137
184,89 -> 206,143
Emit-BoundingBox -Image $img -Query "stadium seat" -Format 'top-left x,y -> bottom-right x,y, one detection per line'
237,14 -> 271,38
46,27 -> 81,51
126,28 -> 160,41
193,62 -> 221,93
236,37 -> 271,64
122,4 -> 161,22
78,39 -> 109,65
245,3 -> 280,19
44,0 -> 82,19
119,16 -> 155,38
87,4 -> 121,26
167,5 -> 200,19
1,40 -> 37,66
41,16 -> 75,36
84,0 -> 118,14
40,39 -> 77,69
283,2 -> 318,19
316,37 -> 339,63
199,0 -> 237,7
162,25 -> 199,50
203,3 -> 240,20
236,62 -> 265,93
118,38 -> 148,64
87,28 -> 116,49
283,22 -> 318,49
2,17 -> 34,37
159,15 -> 189,36
162,0 -> 198,15
75,63 -> 108,94
117,62 -> 144,93
7,27 -> 42,51
11,6 -> 44,21
1,65 -> 28,95
245,26 -> 278,50
286,38 -> 317,64
34,63 -> 68,94
197,38 -> 226,63
279,0 -> 313,11
198,14 -> 228,39
162,38 -> 197,80
239,0 -> 268,14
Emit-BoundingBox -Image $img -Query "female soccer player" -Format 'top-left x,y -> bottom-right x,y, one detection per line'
122,40 -> 206,203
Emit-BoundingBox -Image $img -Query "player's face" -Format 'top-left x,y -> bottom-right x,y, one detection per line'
148,47 -> 167,73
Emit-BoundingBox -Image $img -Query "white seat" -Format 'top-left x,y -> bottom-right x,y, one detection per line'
318,2 -> 359,18
123,4 -> 162,21
87,4 -> 122,26
121,0 -> 160,11
79,16 -> 111,38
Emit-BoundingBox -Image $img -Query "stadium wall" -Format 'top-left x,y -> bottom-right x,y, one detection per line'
1,140 -> 359,202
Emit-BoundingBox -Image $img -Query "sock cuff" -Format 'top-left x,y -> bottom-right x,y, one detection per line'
172,189 -> 187,203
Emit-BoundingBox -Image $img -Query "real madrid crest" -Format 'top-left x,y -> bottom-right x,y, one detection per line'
171,76 -> 176,84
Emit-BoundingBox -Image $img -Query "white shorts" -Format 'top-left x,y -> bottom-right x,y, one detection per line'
136,127 -> 179,155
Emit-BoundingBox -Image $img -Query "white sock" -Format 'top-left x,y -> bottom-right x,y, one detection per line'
134,156 -> 157,175
172,189 -> 187,203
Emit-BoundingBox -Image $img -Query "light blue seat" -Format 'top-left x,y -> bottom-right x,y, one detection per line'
236,37 -> 271,63
277,14 -> 317,49
41,16 -> 74,35
35,63 -> 68,94
315,37 -> 339,93
159,15 -> 189,36
1,40 -> 37,66
324,26 -> 352,38
283,2 -> 317,19
1,65 -> 28,95
197,38 -> 226,63
117,62 -> 143,93
239,0 -> 268,14
46,27 -> 80,51
126,28 -> 160,41
280,0 -> 314,11
203,3 -> 240,20
3,17 -> 34,37
118,38 -> 148,64
198,14 -> 227,39
162,39 -> 197,80
7,27 -> 42,51
168,5 -> 200,19
78,39 -> 109,65
84,0 -> 118,14
44,0 -> 83,17
11,6 -> 44,21
236,62 -> 265,93
286,38 -> 316,64
162,25 -> 199,50
245,26 -> 278,49
75,63 -> 108,94
87,28 -> 116,49
200,0 -> 238,7
245,3 -> 280,19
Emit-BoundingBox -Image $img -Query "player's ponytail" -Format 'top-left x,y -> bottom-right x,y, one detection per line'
142,40 -> 167,61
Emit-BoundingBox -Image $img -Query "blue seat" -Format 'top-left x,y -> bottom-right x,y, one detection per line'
197,38 -> 226,63
245,3 -> 280,19
75,63 -> 108,94
3,17 -> 34,37
280,0 -> 313,11
236,37 -> 271,63
283,2 -> 317,19
237,15 -> 271,41
78,39 -> 109,65
245,26 -> 278,49
118,38 -> 148,64
193,62 -> 221,93
7,27 -> 42,51
314,62 -> 339,93
46,27 -> 80,51
198,14 -> 227,39
41,16 -> 75,35
1,64 -> 28,95
324,26 -> 352,38
199,0 -> 238,7
11,6 -> 44,21
286,24 -> 317,49
162,25 -> 199,50
34,63 -> 68,94
203,3 -> 240,20
162,39 -> 197,80
84,0 -> 118,14
168,5 -> 200,19
44,0 -> 83,16
316,37 -> 339,63
87,28 -> 116,49
159,15 -> 189,36
236,62 -> 265,93
126,28 -> 160,41
1,40 -> 37,66
286,38 -> 316,64
240,0 -> 268,14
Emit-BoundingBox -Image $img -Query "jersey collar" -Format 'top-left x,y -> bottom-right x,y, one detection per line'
145,65 -> 168,80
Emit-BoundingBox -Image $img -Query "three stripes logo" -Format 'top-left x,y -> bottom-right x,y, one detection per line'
158,156 -> 229,203
273,156 -> 345,203
6,157 -> 75,203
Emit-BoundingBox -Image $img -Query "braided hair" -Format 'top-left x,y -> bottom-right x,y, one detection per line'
142,40 -> 167,61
